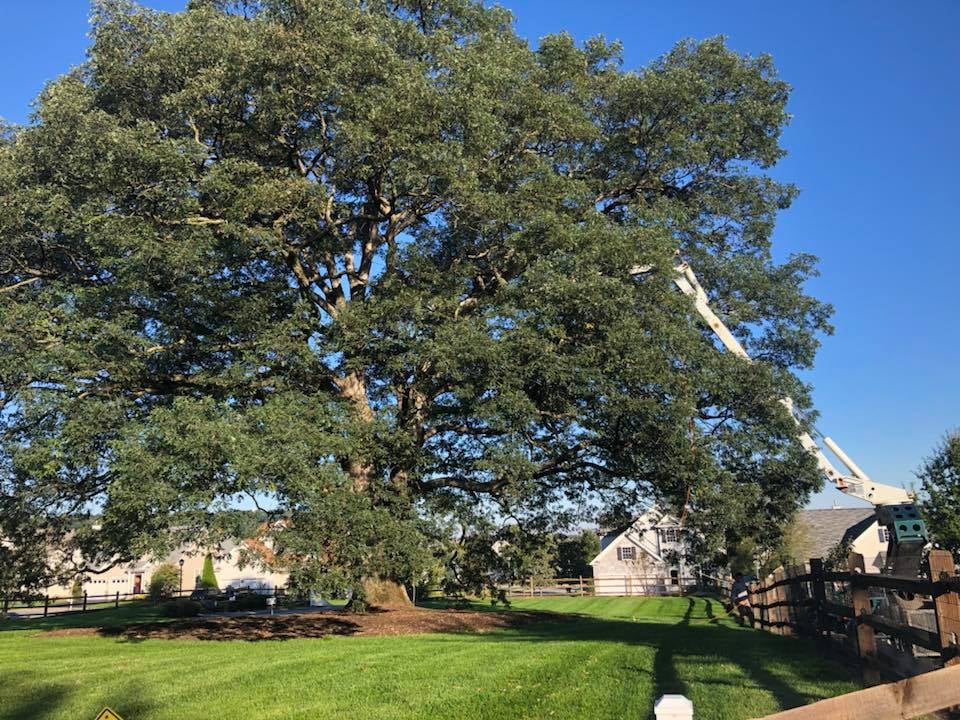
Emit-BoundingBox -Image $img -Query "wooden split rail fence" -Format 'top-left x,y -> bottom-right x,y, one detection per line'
747,550 -> 960,683
658,551 -> 960,720
2,590 -> 134,618
754,662 -> 960,720
1,587 -> 207,618
502,575 -> 701,597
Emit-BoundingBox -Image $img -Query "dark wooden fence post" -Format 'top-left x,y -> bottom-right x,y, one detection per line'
782,566 -> 792,633
765,572 -> 776,632
759,575 -> 771,631
43,594 -> 49,617
789,565 -> 803,633
773,568 -> 789,636
82,591 -> 88,613
115,591 -> 120,608
810,558 -> 827,639
767,570 -> 779,634
754,577 -> 764,630
929,549 -> 959,668
848,551 -> 880,684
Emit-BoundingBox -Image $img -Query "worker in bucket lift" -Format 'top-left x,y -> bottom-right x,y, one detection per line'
730,572 -> 755,628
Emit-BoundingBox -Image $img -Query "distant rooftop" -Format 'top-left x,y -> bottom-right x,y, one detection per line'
797,508 -> 875,559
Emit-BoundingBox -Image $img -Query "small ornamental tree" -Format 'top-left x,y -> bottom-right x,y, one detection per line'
751,513 -> 816,573
442,523 -> 503,598
555,530 -> 601,578
200,554 -> 219,590
823,539 -> 855,572
70,577 -> 84,600
917,431 -> 960,558
148,562 -> 180,601
496,527 -> 556,586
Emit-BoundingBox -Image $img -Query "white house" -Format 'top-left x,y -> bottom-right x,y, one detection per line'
47,536 -> 288,599
589,506 -> 690,596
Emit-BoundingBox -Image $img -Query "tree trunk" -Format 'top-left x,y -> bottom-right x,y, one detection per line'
345,577 -> 413,611
337,371 -> 414,610
358,577 -> 412,609
338,370 -> 376,490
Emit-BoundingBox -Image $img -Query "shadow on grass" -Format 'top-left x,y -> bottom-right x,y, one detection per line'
472,604 -> 842,711
703,597 -> 716,618
4,596 -> 850,716
650,597 -> 697,699
0,601 -> 363,637
0,602 -> 168,633
0,673 -> 154,720
6,603 -> 547,643
0,681 -> 71,720
103,614 -> 362,642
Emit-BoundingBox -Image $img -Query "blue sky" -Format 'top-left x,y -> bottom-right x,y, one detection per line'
2,1 -> 957,509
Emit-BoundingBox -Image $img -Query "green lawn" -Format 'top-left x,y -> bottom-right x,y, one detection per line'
0,596 -> 859,720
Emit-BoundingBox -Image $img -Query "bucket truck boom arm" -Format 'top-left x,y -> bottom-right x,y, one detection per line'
629,260 -> 911,506
630,257 -> 929,576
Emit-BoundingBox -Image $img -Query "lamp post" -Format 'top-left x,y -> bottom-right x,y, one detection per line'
178,558 -> 185,596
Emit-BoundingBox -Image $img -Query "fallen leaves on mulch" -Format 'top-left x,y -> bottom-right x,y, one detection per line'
40,607 -> 553,642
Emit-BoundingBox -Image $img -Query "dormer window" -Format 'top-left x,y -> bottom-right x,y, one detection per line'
659,527 -> 680,543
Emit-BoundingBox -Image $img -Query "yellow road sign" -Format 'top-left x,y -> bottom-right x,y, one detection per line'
95,708 -> 124,720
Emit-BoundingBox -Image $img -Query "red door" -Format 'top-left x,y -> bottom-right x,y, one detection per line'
133,574 -> 143,594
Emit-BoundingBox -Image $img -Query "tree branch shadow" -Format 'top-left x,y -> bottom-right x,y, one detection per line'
474,598 -> 855,713
0,674 -> 153,720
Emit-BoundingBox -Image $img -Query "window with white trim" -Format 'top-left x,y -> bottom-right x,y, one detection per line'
617,546 -> 637,561
878,527 -> 890,543
659,527 -> 681,543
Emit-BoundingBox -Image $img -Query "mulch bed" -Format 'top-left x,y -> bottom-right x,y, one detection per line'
40,607 -> 553,642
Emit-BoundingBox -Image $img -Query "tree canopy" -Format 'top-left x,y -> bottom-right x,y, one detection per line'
917,430 -> 960,558
0,0 -> 831,593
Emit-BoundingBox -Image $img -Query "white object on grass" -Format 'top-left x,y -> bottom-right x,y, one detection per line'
654,694 -> 693,720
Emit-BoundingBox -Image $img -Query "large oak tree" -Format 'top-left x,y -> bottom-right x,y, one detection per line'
0,0 -> 831,597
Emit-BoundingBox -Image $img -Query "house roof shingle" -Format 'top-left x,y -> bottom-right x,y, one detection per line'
797,508 -> 876,559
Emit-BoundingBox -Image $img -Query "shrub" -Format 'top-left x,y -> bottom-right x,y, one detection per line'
234,593 -> 268,611
490,588 -> 511,608
149,563 -> 181,602
276,593 -> 303,609
162,598 -> 202,617
70,577 -> 83,600
200,553 -> 219,590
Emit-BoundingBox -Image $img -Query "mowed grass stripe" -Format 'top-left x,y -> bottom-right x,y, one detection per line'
507,595 -> 715,622
267,634 -> 530,719
406,634 -> 648,720
0,596 -> 860,720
